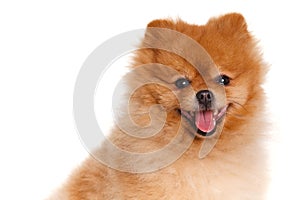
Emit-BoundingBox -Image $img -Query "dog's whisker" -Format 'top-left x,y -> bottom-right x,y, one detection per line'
225,111 -> 246,119
230,101 -> 248,112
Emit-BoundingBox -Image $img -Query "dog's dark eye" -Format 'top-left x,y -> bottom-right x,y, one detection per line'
175,78 -> 190,89
217,75 -> 230,86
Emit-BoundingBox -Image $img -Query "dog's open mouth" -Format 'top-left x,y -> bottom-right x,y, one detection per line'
178,105 -> 228,137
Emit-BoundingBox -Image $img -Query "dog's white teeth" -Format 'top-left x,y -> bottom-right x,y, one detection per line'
189,111 -> 194,117
214,110 -> 218,117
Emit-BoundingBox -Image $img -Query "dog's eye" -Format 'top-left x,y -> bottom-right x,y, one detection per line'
175,78 -> 190,89
217,75 -> 230,86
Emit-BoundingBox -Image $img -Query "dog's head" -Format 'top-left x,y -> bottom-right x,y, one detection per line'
127,13 -> 266,139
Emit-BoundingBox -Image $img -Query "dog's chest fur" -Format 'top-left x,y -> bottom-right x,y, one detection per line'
96,137 -> 266,200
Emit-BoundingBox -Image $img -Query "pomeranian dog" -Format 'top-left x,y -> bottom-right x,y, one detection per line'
50,13 -> 268,199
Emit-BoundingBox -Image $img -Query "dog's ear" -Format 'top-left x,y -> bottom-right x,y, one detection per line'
132,19 -> 176,67
207,13 -> 248,35
147,19 -> 175,29
142,19 -> 177,49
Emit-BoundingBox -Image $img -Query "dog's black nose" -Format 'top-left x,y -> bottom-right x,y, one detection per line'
196,90 -> 214,107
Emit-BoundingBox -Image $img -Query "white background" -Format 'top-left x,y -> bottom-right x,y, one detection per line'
0,0 -> 299,199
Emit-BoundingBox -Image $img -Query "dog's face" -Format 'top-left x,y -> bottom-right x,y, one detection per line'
129,13 -> 265,139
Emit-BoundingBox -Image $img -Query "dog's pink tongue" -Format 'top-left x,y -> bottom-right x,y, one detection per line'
195,110 -> 215,132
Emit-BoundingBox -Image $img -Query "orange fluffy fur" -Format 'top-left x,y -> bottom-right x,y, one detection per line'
49,13 -> 268,199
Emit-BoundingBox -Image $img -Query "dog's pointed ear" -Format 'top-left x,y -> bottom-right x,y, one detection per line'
208,13 -> 248,34
134,19 -> 175,66
142,19 -> 176,49
147,19 -> 175,29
